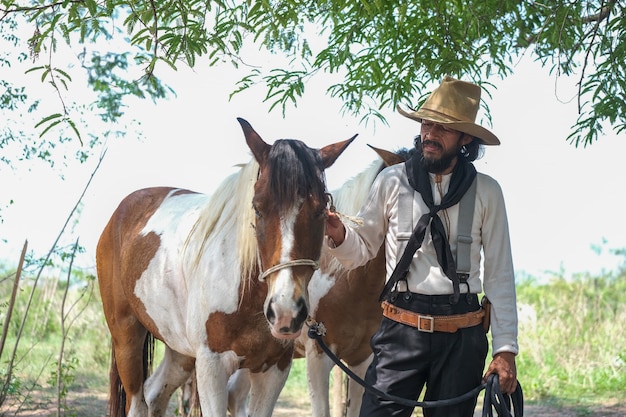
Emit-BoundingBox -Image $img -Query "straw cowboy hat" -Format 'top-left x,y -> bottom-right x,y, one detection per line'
397,75 -> 500,145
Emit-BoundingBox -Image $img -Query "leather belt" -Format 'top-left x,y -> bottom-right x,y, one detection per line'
381,300 -> 485,333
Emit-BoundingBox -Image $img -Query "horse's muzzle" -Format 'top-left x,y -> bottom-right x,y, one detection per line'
266,295 -> 308,340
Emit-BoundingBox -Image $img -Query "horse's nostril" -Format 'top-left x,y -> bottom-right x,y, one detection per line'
295,297 -> 308,324
266,305 -> 276,324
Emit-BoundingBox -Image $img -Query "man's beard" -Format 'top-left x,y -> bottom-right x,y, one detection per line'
418,139 -> 462,173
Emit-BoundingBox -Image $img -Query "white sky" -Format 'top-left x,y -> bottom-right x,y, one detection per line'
1,51 -> 625,282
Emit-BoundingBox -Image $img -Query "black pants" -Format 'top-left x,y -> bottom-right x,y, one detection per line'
359,293 -> 488,417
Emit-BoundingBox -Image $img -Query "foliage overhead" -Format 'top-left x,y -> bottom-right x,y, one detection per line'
1,0 -> 625,167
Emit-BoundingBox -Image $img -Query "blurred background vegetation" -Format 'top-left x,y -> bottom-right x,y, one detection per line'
1,244 -> 625,416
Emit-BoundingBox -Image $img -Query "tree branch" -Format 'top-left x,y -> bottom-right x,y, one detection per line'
0,0 -> 85,16
577,0 -> 609,112
0,241 -> 28,407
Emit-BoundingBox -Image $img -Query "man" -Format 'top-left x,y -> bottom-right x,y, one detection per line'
325,76 -> 518,417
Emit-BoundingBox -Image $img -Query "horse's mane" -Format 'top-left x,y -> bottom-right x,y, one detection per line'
322,158 -> 386,276
332,146 -> 415,215
185,159 -> 259,283
331,159 -> 385,215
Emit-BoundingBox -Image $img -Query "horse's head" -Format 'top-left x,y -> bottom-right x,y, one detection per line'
238,117 -> 355,340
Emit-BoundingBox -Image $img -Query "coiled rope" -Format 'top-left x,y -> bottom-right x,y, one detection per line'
307,320 -> 523,416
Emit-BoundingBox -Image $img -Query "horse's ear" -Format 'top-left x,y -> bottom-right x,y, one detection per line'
367,144 -> 406,167
320,134 -> 357,169
238,117 -> 271,164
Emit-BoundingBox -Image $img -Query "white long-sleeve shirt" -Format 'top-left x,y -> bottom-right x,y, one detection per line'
328,163 -> 519,355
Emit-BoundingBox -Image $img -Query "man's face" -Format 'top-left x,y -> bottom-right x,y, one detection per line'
419,120 -> 471,174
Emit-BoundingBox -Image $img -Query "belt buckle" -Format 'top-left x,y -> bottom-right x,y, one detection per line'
417,315 -> 434,333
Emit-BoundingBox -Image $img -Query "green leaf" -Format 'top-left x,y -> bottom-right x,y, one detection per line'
85,0 -> 98,16
38,118 -> 63,138
34,113 -> 63,129
66,118 -> 83,145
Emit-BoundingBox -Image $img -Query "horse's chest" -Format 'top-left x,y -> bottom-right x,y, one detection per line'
205,307 -> 294,372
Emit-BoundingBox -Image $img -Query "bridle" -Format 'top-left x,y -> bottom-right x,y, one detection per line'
258,259 -> 320,282
256,190 -> 332,282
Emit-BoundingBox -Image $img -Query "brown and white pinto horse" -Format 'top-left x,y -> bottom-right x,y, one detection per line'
95,118 -> 355,417
226,145 -> 412,417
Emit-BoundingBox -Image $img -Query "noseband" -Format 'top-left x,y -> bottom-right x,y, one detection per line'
258,259 -> 320,282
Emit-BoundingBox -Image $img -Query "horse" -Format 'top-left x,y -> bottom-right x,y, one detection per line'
224,145 -> 412,417
95,117 -> 355,417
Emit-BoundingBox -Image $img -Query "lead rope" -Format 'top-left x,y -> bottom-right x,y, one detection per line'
307,319 -> 523,416
326,192 -> 363,227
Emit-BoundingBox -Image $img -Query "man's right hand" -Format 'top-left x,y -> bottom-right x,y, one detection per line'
325,209 -> 346,246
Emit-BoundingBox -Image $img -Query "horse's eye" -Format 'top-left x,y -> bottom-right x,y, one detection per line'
252,204 -> 262,218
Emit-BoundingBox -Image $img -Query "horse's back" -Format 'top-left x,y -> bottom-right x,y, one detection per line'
97,187 -> 198,270
100,186 -> 197,236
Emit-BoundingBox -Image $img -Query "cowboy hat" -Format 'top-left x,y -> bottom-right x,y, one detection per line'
397,75 -> 500,145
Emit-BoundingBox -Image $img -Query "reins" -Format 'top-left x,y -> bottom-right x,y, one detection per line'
306,319 -> 524,417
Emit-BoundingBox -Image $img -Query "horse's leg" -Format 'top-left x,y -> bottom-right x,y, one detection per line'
144,346 -> 195,417
110,324 -> 150,417
344,354 -> 373,417
177,369 -> 198,417
194,349 -> 239,416
247,363 -> 291,417
226,368 -> 251,417
305,342 -> 335,417
227,368 -> 251,417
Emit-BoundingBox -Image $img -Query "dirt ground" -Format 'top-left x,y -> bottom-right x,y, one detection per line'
1,387 -> 625,417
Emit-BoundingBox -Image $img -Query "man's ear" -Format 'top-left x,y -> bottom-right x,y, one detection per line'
461,133 -> 474,146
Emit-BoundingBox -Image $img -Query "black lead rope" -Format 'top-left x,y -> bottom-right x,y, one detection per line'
482,374 -> 524,417
307,322 -> 524,416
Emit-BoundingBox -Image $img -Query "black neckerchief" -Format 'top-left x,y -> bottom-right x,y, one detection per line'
379,149 -> 477,304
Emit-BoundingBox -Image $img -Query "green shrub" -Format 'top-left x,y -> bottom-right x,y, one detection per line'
516,272 -> 626,404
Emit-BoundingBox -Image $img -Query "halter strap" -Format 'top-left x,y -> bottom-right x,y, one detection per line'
258,259 -> 320,282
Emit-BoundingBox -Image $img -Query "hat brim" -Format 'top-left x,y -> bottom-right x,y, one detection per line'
397,105 -> 500,146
